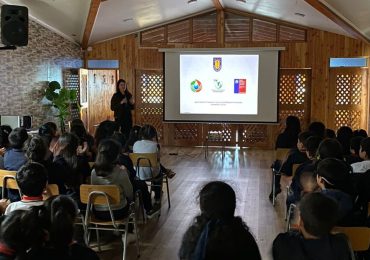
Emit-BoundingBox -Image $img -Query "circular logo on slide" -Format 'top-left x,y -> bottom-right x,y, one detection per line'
190,80 -> 202,92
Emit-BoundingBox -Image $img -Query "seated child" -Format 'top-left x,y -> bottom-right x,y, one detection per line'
28,195 -> 99,260
299,171 -> 319,196
0,125 -> 12,169
179,181 -> 261,260
316,158 -> 354,224
4,127 -> 28,171
91,139 -> 134,220
4,162 -> 47,214
345,136 -> 364,164
270,131 -> 311,200
273,193 -> 353,260
351,137 -> 370,173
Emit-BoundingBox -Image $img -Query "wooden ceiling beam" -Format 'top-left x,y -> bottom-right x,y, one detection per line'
82,0 -> 101,49
305,0 -> 370,43
212,0 -> 223,10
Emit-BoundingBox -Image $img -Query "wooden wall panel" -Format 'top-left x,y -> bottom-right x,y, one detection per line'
86,10 -> 370,147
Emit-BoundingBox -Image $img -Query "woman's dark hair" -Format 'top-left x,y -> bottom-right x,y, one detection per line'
353,129 -> 368,138
8,127 -> 28,149
316,158 -> 352,194
94,120 -> 117,147
70,119 -> 84,128
95,139 -> 121,177
350,136 -> 365,155
38,123 -> 54,146
304,136 -> 323,158
116,79 -> 132,96
44,122 -> 57,136
284,116 -> 301,137
57,133 -> 79,171
336,126 -> 353,155
42,195 -> 78,251
0,209 -> 45,257
179,181 -> 261,260
139,124 -> 158,141
25,135 -> 47,162
360,137 -> 370,158
299,192 -> 339,237
0,125 -> 12,148
308,121 -> 326,138
125,125 -> 141,152
70,124 -> 87,144
317,138 -> 343,160
298,131 -> 313,143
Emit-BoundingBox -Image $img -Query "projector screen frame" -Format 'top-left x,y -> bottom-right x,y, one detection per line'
160,47 -> 285,124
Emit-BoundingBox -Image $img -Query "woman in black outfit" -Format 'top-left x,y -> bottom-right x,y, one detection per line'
110,79 -> 135,140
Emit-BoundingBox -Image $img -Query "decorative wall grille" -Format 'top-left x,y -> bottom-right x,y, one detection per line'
63,69 -> 80,120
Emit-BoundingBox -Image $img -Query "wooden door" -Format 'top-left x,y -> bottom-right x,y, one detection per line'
328,68 -> 368,131
87,70 -> 117,134
79,69 -> 89,131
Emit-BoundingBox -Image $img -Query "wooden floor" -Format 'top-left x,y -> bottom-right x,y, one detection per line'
96,147 -> 289,260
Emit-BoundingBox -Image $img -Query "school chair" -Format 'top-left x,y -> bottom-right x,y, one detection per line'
0,169 -> 22,199
284,163 -> 301,220
80,184 -> 140,260
129,153 -> 170,209
333,226 -> 370,259
42,184 -> 60,200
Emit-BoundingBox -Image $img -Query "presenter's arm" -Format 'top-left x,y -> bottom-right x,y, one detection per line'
110,93 -> 120,112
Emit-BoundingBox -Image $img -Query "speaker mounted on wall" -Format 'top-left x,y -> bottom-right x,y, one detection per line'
1,5 -> 28,46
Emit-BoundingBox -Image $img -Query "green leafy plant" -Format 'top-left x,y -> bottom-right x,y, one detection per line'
44,81 -> 77,133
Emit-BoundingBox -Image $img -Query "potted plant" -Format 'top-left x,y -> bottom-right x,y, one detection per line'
44,81 -> 77,133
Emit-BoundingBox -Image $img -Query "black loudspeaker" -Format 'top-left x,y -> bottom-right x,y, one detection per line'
1,5 -> 28,46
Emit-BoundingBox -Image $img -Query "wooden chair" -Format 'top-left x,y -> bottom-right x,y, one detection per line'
80,184 -> 140,260
284,163 -> 301,220
129,153 -> 170,209
271,148 -> 290,206
333,227 -> 370,253
88,161 -> 95,169
0,169 -> 22,199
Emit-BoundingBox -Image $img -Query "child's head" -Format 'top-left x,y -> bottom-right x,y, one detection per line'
304,136 -> 323,159
308,121 -> 326,138
44,122 -> 57,136
317,138 -> 343,160
315,158 -> 350,192
336,126 -> 353,155
300,171 -> 318,195
139,124 -> 158,141
70,123 -> 87,141
199,181 -> 236,220
297,131 -> 312,152
359,137 -> 370,160
299,192 -> 339,238
0,209 -> 45,255
16,162 -> 47,197
126,125 -> 142,147
350,136 -> 365,156
284,116 -> 301,133
95,139 -> 121,177
94,120 -> 117,147
325,128 -> 336,139
353,129 -> 367,138
25,135 -> 47,163
43,195 -> 78,249
0,125 -> 12,148
8,127 -> 28,149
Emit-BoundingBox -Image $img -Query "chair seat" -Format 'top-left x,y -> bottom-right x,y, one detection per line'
88,216 -> 127,226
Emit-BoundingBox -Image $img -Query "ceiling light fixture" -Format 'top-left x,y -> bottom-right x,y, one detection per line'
294,12 -> 305,17
187,0 -> 197,4
123,18 -> 133,22
236,0 -> 247,3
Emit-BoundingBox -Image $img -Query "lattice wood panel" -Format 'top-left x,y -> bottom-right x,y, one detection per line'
279,69 -> 311,130
328,68 -> 368,131
279,25 -> 306,42
193,13 -> 217,43
225,13 -> 250,42
252,19 -> 277,42
136,70 -> 164,141
63,69 -> 80,121
167,20 -> 190,43
203,124 -> 236,146
239,125 -> 270,147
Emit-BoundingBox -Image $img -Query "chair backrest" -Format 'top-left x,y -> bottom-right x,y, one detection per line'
275,148 -> 290,161
0,170 -> 18,189
333,226 -> 370,251
129,153 -> 158,168
46,184 -> 59,196
80,184 -> 120,205
88,161 -> 95,169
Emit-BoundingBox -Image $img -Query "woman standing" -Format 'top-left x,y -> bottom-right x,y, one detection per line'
110,79 -> 135,140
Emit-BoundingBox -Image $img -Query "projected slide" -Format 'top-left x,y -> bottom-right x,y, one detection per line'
180,54 -> 259,115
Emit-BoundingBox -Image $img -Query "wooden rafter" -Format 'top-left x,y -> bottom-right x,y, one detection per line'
82,0 -> 101,49
305,0 -> 370,43
212,0 -> 223,10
